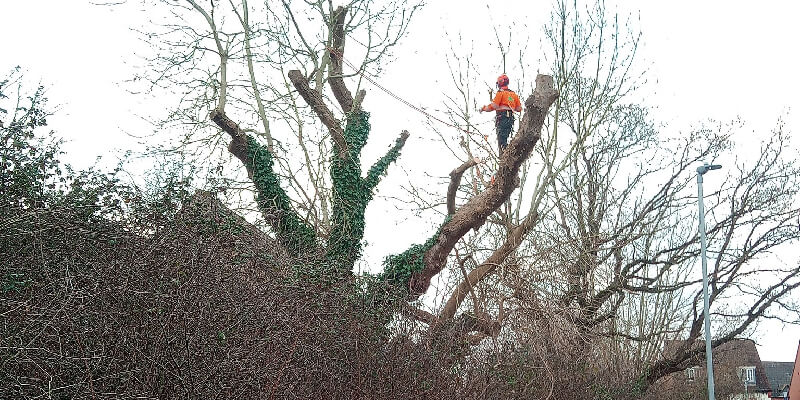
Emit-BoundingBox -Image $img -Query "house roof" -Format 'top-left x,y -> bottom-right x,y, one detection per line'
662,338 -> 772,393
763,361 -> 794,393
716,339 -> 772,392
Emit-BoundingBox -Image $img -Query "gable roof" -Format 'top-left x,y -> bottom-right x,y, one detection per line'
716,339 -> 772,392
662,338 -> 772,393
789,341 -> 800,400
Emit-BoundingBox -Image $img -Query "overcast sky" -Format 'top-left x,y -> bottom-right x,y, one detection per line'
2,0 -> 799,362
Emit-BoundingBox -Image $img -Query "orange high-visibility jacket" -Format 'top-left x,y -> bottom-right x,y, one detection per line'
481,89 -> 522,113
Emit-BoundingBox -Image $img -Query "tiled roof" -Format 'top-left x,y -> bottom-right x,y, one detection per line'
662,338 -> 772,392
763,361 -> 794,393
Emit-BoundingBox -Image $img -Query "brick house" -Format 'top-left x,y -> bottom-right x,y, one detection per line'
654,339 -> 772,399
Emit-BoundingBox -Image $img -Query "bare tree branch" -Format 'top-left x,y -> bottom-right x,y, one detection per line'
438,211 -> 539,322
446,157 -> 481,216
328,6 -> 355,113
408,74 -> 558,296
287,69 -> 346,158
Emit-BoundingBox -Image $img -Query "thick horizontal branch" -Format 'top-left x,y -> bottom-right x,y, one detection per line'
404,304 -> 437,325
428,311 -> 501,347
407,74 -> 558,297
460,312 -> 501,337
446,157 -> 481,216
287,69 -> 347,158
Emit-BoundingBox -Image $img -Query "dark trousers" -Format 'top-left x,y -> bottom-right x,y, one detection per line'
496,111 -> 514,151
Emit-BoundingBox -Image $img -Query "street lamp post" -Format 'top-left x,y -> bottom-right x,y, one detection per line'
697,162 -> 722,400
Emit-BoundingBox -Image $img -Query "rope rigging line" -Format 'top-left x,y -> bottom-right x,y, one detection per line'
327,46 -> 479,137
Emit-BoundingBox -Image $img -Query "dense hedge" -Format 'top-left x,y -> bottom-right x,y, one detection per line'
1,193 -> 464,399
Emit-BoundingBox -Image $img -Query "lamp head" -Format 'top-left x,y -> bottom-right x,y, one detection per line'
697,163 -> 722,175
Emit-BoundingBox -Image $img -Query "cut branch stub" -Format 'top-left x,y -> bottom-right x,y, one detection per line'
210,109 -> 251,175
353,89 -> 367,111
447,157 -> 481,216
407,74 -> 559,297
287,69 -> 347,158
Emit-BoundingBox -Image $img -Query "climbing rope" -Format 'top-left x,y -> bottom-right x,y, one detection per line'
327,44 -> 496,188
327,46 -> 479,137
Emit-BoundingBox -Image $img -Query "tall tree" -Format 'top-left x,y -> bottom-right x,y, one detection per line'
140,0 -> 558,299
405,0 -> 800,394
140,0 -> 800,394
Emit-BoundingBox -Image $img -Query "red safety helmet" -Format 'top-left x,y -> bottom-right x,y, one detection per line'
496,74 -> 510,89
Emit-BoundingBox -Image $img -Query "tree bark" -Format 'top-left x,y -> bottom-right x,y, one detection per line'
287,69 -> 347,158
438,211 -> 538,322
408,74 -> 558,296
447,157 -> 481,216
328,6 -> 355,114
210,109 -> 250,174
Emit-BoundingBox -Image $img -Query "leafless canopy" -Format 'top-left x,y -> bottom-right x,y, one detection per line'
8,0 -> 792,397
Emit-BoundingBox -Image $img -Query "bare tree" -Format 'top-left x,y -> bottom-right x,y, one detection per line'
397,0 -> 800,395
138,0 -> 559,303
136,0 -> 421,236
136,1 -> 800,396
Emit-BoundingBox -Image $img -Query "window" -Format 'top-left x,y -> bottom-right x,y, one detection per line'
685,367 -> 697,381
738,366 -> 756,384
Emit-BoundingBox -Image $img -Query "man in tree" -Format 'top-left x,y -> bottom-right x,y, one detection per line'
480,74 -> 522,153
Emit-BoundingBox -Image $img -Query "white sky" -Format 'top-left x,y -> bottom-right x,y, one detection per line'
2,0 -> 799,362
